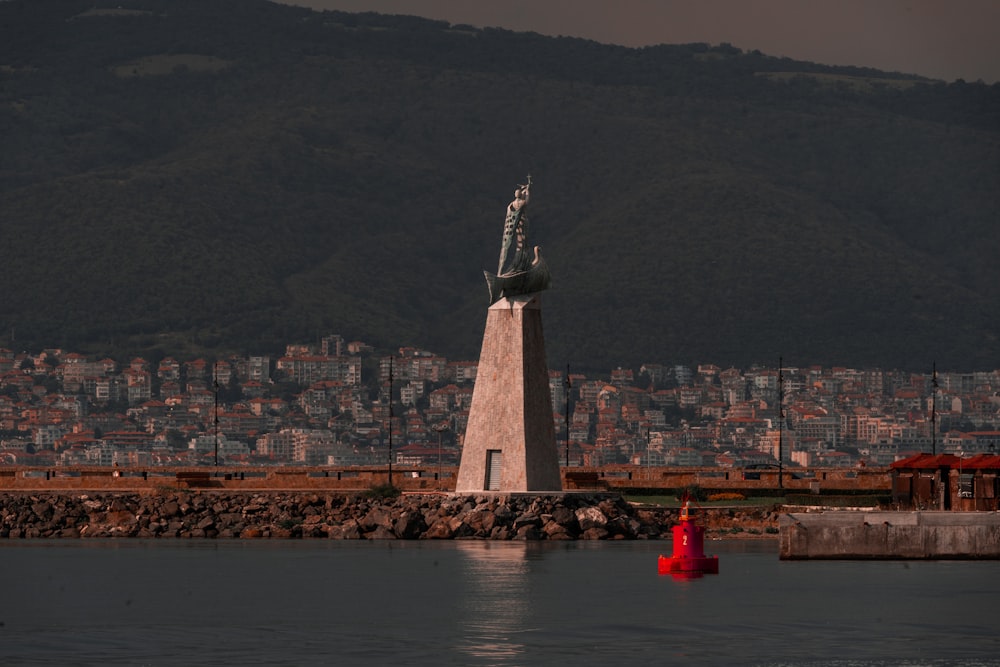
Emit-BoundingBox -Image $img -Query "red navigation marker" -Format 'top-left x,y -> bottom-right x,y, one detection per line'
657,500 -> 719,579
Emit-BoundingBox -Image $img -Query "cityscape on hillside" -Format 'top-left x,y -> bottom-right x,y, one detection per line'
1,334 -> 999,470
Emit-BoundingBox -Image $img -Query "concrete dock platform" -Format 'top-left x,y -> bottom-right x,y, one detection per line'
779,511 -> 1000,559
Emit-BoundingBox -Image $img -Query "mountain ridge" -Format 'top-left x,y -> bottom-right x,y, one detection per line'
1,0 -> 998,373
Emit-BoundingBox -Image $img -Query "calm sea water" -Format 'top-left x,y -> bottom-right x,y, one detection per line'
0,538 -> 997,667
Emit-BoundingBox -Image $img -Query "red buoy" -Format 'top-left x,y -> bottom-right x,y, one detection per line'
658,501 -> 719,577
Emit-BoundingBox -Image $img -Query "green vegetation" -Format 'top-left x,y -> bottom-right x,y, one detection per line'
627,492 -> 891,508
625,494 -> 786,508
682,484 -> 708,502
1,0 -> 998,371
707,492 -> 746,502
783,494 -> 890,508
363,483 -> 401,500
110,54 -> 232,78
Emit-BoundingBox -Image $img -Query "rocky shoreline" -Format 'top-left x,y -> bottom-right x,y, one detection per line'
0,491 -> 780,540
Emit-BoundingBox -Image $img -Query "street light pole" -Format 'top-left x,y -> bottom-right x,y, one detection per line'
213,363 -> 219,468
777,356 -> 784,490
931,361 -> 938,455
388,356 -> 394,488
646,426 -> 651,480
432,421 -> 450,490
564,364 -> 571,467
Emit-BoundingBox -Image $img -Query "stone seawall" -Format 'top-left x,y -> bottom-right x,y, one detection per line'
779,511 -> 1000,559
0,491 -> 779,540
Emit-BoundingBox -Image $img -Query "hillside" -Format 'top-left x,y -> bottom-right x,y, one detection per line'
1,0 -> 998,372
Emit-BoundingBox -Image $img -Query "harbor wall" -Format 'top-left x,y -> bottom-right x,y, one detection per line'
0,491 -> 776,540
0,464 -> 891,494
779,511 -> 1000,559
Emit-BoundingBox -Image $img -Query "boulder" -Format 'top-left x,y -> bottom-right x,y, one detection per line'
31,501 -> 54,520
542,521 -> 573,539
393,512 -> 426,539
464,509 -> 496,536
581,526 -> 609,540
360,507 -> 393,533
575,506 -> 608,531
423,517 -> 454,539
328,519 -> 362,540
515,525 -> 542,540
366,525 -> 396,540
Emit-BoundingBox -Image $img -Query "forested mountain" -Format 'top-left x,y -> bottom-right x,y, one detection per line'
1,0 -> 998,372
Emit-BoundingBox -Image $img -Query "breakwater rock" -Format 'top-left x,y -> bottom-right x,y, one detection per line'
0,492 -> 778,540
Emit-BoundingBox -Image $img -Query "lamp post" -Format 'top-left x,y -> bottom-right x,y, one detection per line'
644,426 -> 650,479
777,356 -> 784,490
388,356 -> 394,488
213,363 -> 219,468
931,361 -> 938,455
564,364 -> 571,467
432,421 -> 450,490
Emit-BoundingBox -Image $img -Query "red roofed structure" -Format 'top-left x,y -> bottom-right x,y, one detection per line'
891,453 -> 1000,510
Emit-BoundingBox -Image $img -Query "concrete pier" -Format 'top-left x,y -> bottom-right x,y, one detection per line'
779,511 -> 1000,559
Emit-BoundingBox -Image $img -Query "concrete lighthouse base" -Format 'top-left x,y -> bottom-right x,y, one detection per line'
455,294 -> 563,493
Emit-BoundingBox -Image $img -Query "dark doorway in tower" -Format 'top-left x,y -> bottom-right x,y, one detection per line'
486,450 -> 502,491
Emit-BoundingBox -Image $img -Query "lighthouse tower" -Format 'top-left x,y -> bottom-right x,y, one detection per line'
455,177 -> 562,494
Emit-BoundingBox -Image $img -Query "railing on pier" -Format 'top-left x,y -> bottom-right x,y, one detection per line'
0,464 -> 891,494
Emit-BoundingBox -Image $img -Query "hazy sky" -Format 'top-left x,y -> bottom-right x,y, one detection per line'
279,0 -> 1000,84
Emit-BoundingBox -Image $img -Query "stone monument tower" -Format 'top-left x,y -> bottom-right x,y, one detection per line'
455,177 -> 563,493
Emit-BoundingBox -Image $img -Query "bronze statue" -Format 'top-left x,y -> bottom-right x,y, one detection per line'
484,176 -> 551,304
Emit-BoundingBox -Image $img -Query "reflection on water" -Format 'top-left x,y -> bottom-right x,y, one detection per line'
3,540 -> 998,666
454,542 -> 534,662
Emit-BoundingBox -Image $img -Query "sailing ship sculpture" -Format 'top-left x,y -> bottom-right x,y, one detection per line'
456,174 -> 562,493
484,175 -> 551,304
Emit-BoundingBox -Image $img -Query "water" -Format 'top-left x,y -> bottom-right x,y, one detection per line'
1,539 -> 997,666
